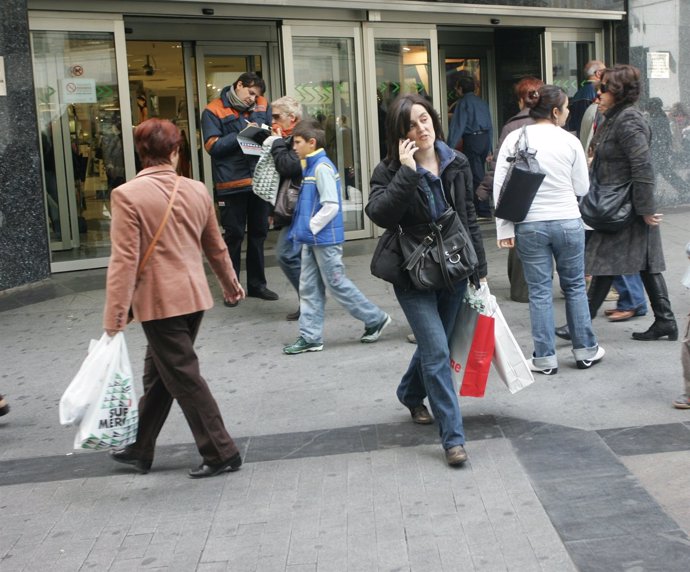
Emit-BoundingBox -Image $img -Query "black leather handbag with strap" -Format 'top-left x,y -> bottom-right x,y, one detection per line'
579,145 -> 635,233
494,126 -> 546,223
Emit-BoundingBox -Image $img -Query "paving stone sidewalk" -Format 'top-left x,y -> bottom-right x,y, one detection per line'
1,207 -> 690,571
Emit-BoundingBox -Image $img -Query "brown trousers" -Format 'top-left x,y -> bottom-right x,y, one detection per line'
130,311 -> 238,465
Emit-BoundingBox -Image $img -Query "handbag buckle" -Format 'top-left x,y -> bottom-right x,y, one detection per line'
422,234 -> 434,246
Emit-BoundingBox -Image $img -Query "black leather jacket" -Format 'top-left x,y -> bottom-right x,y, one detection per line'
366,148 -> 487,289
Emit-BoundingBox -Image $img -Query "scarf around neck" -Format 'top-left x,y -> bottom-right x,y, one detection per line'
227,85 -> 253,113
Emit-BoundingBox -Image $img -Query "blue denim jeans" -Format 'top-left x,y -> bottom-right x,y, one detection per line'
277,227 -> 302,294
515,219 -> 598,368
394,282 -> 467,450
613,274 -> 648,314
299,244 -> 386,344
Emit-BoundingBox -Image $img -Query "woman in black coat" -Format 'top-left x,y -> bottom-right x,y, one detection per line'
366,94 -> 487,467
585,64 -> 678,340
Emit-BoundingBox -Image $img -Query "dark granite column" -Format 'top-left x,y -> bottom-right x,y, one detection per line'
0,0 -> 50,291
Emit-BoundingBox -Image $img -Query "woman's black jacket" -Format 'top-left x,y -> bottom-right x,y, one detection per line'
366,152 -> 488,290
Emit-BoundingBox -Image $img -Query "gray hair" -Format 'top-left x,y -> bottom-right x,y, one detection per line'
271,96 -> 303,119
584,60 -> 605,78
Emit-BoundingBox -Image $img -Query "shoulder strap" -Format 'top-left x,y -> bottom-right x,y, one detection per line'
514,125 -> 528,154
136,176 -> 181,281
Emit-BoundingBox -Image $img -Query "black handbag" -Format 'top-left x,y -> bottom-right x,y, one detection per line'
579,159 -> 635,233
494,126 -> 546,222
398,207 -> 478,291
273,177 -> 301,227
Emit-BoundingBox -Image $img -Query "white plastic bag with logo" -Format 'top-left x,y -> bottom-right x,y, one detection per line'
60,333 -> 138,450
60,333 -> 114,426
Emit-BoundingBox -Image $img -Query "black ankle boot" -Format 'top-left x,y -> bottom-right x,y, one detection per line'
632,320 -> 679,341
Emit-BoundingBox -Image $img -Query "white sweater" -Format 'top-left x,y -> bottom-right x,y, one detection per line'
493,123 -> 589,240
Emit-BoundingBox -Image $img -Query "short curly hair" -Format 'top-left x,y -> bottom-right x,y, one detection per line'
601,64 -> 642,106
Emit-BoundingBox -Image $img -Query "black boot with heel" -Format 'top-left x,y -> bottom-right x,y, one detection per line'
632,272 -> 678,341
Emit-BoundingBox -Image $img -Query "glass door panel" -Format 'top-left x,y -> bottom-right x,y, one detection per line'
373,38 -> 432,162
31,29 -> 124,263
289,36 -> 364,232
551,40 -> 595,97
363,25 -> 439,173
126,40 -> 194,177
546,29 -> 603,99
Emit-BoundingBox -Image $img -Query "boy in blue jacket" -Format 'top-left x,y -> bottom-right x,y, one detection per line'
283,120 -> 391,354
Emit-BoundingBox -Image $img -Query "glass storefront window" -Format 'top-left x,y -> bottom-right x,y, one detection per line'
374,38 -> 432,160
31,30 -> 122,263
291,37 -> 363,231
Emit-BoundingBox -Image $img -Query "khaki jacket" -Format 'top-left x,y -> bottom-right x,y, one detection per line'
103,166 -> 237,331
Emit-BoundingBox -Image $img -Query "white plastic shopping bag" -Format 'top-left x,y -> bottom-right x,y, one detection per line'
491,300 -> 535,394
60,333 -> 115,426
63,333 -> 139,450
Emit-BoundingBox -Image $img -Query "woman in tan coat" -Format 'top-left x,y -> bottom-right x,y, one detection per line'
104,118 -> 245,478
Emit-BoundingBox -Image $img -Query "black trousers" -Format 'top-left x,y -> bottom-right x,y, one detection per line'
218,190 -> 270,292
132,312 -> 239,465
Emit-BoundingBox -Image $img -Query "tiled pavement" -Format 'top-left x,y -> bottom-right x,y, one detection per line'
1,207 -> 690,571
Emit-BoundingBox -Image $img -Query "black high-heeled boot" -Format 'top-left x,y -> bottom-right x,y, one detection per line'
632,273 -> 678,341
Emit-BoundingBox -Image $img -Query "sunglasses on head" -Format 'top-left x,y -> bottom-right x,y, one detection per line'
272,113 -> 284,120
599,83 -> 610,94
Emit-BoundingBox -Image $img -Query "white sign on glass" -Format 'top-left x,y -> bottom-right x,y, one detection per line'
60,78 -> 97,104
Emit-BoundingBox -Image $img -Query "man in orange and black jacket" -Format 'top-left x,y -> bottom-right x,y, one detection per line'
202,72 -> 278,304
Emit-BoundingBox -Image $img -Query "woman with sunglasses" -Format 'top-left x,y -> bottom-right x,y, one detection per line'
585,65 -> 678,341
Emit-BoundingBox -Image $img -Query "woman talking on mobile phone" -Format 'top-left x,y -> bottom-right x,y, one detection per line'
366,94 -> 487,467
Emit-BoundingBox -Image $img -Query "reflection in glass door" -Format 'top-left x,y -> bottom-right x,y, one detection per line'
31,27 -> 130,266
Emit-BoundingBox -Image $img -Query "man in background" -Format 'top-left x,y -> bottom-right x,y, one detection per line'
567,59 -> 605,136
202,72 -> 278,306
448,75 -> 493,219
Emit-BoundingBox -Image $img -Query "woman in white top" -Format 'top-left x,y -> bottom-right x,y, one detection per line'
493,84 -> 605,375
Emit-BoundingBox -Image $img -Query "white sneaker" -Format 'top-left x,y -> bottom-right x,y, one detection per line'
528,359 -> 558,376
576,346 -> 605,370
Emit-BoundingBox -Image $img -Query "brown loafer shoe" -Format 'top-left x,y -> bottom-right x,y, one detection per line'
445,445 -> 468,466
608,309 -> 636,322
409,404 -> 433,424
604,309 -> 616,317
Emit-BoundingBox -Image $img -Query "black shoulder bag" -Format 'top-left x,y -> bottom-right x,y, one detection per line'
579,154 -> 635,234
494,126 -> 546,222
398,181 -> 478,292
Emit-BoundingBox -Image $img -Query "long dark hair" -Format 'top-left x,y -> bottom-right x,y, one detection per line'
384,94 -> 445,163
